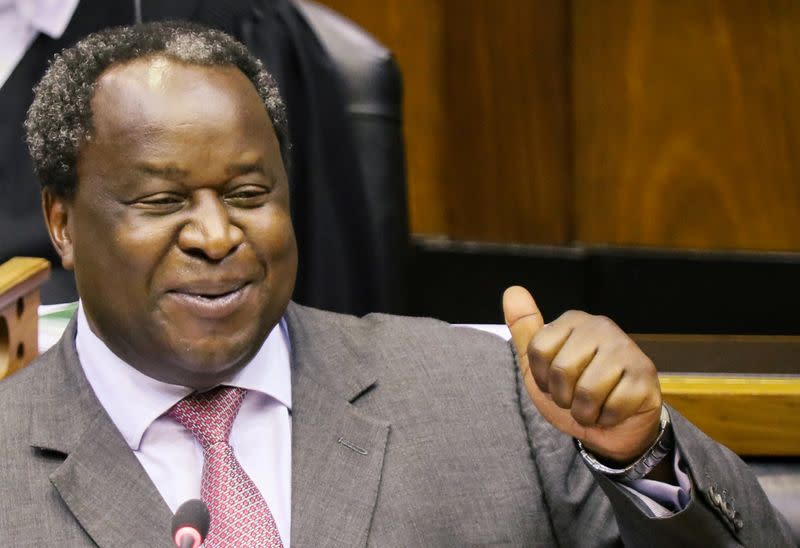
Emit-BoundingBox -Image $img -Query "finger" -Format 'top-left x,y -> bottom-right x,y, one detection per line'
528,323 -> 572,393
503,286 -> 545,364
540,310 -> 620,408
548,337 -> 598,409
569,356 -> 625,426
596,375 -> 652,428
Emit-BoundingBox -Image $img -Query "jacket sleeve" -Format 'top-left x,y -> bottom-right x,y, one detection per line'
591,407 -> 794,547
512,344 -> 794,546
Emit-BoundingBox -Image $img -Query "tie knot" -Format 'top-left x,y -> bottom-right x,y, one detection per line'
168,386 -> 246,449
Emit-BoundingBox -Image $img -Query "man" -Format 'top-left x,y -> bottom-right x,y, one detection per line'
0,0 -> 402,315
0,22 -> 792,547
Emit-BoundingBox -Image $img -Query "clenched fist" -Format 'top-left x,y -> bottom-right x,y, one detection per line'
502,286 -> 663,465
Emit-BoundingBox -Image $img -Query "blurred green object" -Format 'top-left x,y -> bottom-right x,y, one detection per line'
38,302 -> 77,353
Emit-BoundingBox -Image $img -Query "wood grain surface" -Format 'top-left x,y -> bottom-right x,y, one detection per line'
0,257 -> 50,308
318,0 -> 572,244
660,374 -> 800,456
320,1 -> 800,251
634,333 -> 800,374
573,0 -> 800,251
316,0 -> 450,236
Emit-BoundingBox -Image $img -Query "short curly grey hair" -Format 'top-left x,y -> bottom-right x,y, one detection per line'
25,21 -> 290,199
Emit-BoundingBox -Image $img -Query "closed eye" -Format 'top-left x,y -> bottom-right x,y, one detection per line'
130,193 -> 186,211
224,185 -> 271,207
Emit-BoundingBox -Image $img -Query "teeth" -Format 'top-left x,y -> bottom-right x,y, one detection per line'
195,288 -> 238,299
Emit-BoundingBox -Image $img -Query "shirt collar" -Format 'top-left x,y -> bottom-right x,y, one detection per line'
15,0 -> 79,39
76,301 -> 293,451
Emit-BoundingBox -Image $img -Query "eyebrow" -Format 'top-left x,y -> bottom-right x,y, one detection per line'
134,162 -> 267,180
136,164 -> 190,180
225,163 -> 266,177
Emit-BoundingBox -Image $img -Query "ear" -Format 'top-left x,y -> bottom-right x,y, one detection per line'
41,189 -> 76,271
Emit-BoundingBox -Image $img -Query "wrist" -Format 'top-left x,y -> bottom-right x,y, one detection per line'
580,421 -> 661,466
576,406 -> 674,482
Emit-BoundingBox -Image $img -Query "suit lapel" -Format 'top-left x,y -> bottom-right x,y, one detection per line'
286,304 -> 390,547
30,305 -> 389,546
28,319 -> 173,547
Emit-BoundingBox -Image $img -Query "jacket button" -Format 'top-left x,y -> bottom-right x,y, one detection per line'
706,485 -> 722,507
721,500 -> 735,518
733,512 -> 744,530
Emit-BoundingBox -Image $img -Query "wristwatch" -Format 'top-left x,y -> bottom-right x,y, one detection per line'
575,405 -> 674,482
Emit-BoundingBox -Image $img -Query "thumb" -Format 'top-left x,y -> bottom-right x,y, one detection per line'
502,286 -> 545,360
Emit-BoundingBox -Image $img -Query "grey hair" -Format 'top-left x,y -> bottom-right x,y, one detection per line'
25,21 -> 290,199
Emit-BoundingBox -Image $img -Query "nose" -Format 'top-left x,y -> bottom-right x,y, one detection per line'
178,190 -> 244,261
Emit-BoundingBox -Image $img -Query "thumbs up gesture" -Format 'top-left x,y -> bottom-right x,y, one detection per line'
503,286 -> 663,464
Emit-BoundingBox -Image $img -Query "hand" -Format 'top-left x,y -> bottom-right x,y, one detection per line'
502,286 -> 663,464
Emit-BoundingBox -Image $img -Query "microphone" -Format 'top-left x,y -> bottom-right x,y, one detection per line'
171,499 -> 210,548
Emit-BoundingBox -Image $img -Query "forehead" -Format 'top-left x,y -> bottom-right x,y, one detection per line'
90,56 -> 267,137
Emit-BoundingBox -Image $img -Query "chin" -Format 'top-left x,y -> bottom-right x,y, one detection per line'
170,357 -> 246,389
167,338 -> 255,385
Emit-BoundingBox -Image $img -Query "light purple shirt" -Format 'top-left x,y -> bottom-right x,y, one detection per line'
75,303 -> 293,546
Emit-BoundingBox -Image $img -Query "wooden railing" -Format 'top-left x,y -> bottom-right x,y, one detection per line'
660,374 -> 800,456
635,333 -> 800,456
0,257 -> 51,379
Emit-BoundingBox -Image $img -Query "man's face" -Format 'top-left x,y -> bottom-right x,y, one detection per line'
45,57 -> 297,388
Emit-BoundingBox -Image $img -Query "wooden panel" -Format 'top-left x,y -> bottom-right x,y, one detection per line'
633,334 -> 800,375
0,257 -> 50,379
0,257 -> 50,309
574,0 -> 800,251
318,0 -> 571,244
315,0 -> 450,236
438,1 -> 571,243
322,0 -> 447,233
660,374 -> 800,456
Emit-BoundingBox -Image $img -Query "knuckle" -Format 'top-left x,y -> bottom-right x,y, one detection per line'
573,384 -> 599,408
531,365 -> 550,390
594,315 -> 617,331
549,358 -> 574,383
549,361 -> 575,392
551,388 -> 571,409
570,405 -> 595,426
529,347 -> 551,373
528,340 -> 549,361
559,309 -> 587,323
598,403 -> 622,426
625,353 -> 657,378
531,330 -> 561,357
634,357 -> 658,381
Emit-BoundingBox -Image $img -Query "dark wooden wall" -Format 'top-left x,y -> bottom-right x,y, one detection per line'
574,0 -> 800,251
319,0 -> 800,252
318,0 -> 572,244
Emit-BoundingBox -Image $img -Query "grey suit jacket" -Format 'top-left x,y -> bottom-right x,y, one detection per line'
0,303 -> 793,546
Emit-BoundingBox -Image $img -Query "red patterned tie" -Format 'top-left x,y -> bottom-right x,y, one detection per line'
168,386 -> 284,547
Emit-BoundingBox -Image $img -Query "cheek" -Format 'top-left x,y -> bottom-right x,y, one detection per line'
73,208 -> 175,285
246,206 -> 297,261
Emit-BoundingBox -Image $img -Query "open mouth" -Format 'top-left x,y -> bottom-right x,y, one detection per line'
166,283 -> 251,319
183,285 -> 245,300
